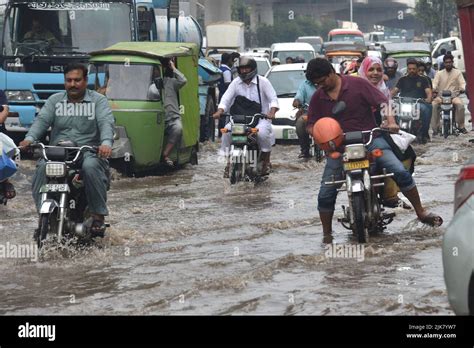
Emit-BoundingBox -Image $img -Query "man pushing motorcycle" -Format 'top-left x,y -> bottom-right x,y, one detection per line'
305,59 -> 443,241
19,63 -> 115,236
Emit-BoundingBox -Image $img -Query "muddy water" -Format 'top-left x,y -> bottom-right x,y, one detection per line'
0,124 -> 472,315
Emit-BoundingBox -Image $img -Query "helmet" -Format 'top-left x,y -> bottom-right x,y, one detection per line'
237,56 -> 258,82
313,117 -> 344,151
384,57 -> 398,70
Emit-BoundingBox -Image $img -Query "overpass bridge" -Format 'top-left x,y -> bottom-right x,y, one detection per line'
187,0 -> 419,33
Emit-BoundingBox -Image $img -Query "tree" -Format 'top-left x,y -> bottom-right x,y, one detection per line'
415,0 -> 458,39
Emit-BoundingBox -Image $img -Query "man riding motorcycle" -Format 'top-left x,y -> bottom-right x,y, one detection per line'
213,56 -> 279,177
431,53 -> 468,135
293,59 -> 318,158
383,58 -> 403,92
19,63 -> 115,236
391,58 -> 433,144
305,58 -> 443,242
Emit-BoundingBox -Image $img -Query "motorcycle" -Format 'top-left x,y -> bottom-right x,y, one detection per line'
0,118 -> 19,206
29,142 -> 108,248
324,127 -> 396,243
297,103 -> 324,162
392,96 -> 422,136
220,113 -> 268,184
439,90 -> 460,138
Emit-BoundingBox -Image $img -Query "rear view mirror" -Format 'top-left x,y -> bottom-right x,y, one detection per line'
154,77 -> 164,90
332,101 -> 346,116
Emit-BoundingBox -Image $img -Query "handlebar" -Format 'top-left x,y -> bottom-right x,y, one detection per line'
28,142 -> 97,164
349,127 -> 395,146
392,96 -> 425,104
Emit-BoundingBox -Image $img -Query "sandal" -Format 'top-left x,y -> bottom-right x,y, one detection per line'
2,181 -> 16,199
419,212 -> 443,227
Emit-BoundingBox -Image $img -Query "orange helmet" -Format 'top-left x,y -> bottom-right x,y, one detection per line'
313,117 -> 344,151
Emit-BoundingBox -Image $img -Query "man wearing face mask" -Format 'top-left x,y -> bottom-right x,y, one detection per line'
383,58 -> 403,92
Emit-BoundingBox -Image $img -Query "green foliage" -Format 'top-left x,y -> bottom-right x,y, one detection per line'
415,0 -> 458,38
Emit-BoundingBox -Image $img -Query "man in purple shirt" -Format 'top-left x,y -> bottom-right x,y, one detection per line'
305,59 -> 442,241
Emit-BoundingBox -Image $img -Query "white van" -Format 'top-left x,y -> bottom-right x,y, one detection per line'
432,37 -> 465,73
270,42 -> 315,64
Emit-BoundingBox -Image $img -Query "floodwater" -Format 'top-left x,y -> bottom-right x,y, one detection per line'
0,118 -> 472,315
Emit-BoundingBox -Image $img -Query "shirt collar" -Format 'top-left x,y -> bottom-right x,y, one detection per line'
221,64 -> 230,69
320,74 -> 347,101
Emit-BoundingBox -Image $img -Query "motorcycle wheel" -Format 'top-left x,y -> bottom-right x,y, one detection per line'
230,163 -> 241,185
352,192 -> 367,243
35,214 -> 50,249
443,119 -> 450,139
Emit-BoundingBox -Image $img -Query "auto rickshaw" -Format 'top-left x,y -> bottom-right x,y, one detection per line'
381,42 -> 432,75
322,42 -> 366,74
89,42 -> 200,176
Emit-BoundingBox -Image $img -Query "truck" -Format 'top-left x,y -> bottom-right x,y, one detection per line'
0,0 -> 158,142
431,36 -> 465,73
205,21 -> 245,58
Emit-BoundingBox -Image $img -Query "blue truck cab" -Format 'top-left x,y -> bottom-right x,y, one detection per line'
0,0 -> 141,141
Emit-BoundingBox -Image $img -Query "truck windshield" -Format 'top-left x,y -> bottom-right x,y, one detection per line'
93,63 -> 161,101
331,35 -> 364,43
2,2 -> 132,57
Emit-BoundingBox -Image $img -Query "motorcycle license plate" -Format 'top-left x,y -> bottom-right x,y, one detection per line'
344,160 -> 369,171
284,129 -> 298,140
40,184 -> 69,193
232,135 -> 247,143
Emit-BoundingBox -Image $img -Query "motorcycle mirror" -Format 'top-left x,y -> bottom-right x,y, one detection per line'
332,101 -> 346,116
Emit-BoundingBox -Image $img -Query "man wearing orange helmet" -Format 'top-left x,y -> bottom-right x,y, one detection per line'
305,58 -> 443,241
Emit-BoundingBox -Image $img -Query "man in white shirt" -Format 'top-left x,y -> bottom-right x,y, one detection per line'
431,53 -> 467,135
213,56 -> 279,177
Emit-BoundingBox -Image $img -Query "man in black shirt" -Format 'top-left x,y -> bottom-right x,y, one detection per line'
391,59 -> 433,144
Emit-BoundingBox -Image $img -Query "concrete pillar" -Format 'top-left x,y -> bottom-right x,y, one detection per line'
204,0 -> 231,26
249,0 -> 274,31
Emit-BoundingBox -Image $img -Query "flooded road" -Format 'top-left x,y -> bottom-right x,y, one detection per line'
1,122 -> 472,315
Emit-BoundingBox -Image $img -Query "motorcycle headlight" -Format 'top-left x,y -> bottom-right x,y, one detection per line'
45,163 -> 67,177
401,103 -> 413,114
345,144 -> 366,160
5,90 -> 35,102
442,97 -> 451,104
232,124 -> 246,135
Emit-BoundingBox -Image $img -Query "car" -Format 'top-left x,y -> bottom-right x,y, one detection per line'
442,155 -> 474,315
265,63 -> 307,140
296,36 -> 324,55
270,42 -> 315,64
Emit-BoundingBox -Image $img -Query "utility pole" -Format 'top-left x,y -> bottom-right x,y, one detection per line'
350,0 -> 353,26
